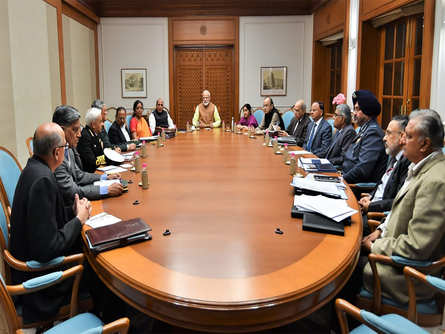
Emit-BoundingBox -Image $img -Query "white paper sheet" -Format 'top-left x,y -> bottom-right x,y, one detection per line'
86,212 -> 121,228
93,179 -> 121,187
105,166 -> 127,174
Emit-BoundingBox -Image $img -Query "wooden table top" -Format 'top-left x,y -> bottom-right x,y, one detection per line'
86,129 -> 362,333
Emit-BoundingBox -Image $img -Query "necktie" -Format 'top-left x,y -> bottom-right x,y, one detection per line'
292,120 -> 299,136
307,123 -> 317,151
386,157 -> 396,174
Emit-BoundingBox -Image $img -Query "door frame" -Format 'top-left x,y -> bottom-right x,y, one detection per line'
168,16 -> 239,126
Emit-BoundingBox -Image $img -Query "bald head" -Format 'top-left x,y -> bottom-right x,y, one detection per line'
33,123 -> 64,157
293,99 -> 306,120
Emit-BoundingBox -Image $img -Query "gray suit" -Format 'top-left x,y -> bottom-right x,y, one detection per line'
54,148 -> 102,205
363,152 -> 445,304
325,124 -> 356,166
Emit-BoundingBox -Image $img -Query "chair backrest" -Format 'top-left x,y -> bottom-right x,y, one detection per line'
25,137 -> 33,157
104,120 -> 112,133
0,147 -> 22,210
126,115 -> 133,130
253,109 -> 264,125
326,118 -> 335,133
282,111 -> 294,130
0,188 -> 9,251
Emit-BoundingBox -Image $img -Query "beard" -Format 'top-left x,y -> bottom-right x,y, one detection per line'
203,101 -> 210,107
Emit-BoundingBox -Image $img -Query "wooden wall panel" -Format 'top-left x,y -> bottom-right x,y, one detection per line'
311,41 -> 331,105
360,0 -> 419,22
357,21 -> 380,94
204,48 -> 234,124
419,0 -> 434,108
313,0 -> 345,40
171,17 -> 236,44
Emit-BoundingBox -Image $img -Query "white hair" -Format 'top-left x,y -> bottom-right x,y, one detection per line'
85,107 -> 102,126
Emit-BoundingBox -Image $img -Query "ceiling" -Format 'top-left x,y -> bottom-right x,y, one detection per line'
78,0 -> 328,17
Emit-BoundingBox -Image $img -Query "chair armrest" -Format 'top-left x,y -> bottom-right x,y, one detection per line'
368,219 -> 381,233
367,212 -> 386,220
3,249 -> 84,272
335,298 -> 372,334
102,317 -> 130,334
6,265 -> 83,317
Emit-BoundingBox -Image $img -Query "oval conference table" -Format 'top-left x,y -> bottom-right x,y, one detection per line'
85,128 -> 362,333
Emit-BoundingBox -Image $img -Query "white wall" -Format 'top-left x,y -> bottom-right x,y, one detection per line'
63,14 -> 97,118
430,0 -> 445,121
7,0 -> 60,165
99,17 -> 169,112
239,16 -> 313,111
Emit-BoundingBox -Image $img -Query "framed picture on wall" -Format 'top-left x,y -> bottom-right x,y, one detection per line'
121,68 -> 147,98
260,66 -> 287,96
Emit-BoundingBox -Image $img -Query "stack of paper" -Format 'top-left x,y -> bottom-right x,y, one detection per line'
290,175 -> 347,199
294,194 -> 357,222
86,212 -> 121,228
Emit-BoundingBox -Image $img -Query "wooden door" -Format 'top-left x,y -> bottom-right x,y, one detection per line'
378,15 -> 423,128
174,46 -> 234,129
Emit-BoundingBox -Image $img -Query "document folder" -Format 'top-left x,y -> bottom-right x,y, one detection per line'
85,217 -> 151,254
302,212 -> 345,236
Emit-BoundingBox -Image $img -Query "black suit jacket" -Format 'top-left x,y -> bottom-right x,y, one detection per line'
285,113 -> 311,147
325,124 -> 356,166
303,118 -> 333,157
9,156 -> 82,322
368,155 -> 411,212
77,126 -> 106,173
108,121 -> 130,151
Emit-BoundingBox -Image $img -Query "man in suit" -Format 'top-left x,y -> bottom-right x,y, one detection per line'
303,101 -> 332,157
362,109 -> 445,304
359,115 -> 410,215
278,99 -> 311,147
325,104 -> 356,166
77,107 -> 111,173
342,90 -> 387,183
53,105 -> 123,205
108,107 -> 137,152
148,98 -> 176,135
9,122 -> 90,323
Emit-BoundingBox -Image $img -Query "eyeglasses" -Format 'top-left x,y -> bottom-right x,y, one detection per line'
353,106 -> 361,112
333,113 -> 344,118
57,143 -> 69,150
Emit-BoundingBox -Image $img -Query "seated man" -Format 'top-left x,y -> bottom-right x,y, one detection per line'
359,115 -> 410,215
325,104 -> 356,165
342,90 -> 387,184
149,98 -> 175,135
192,90 -> 221,128
77,107 -> 109,173
303,101 -> 332,157
9,122 -> 90,323
361,109 -> 445,305
108,107 -> 137,152
91,99 -> 121,152
256,97 -> 285,134
278,99 -> 311,147
53,105 -> 123,205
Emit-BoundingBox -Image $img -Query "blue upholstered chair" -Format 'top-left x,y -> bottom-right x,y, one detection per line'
253,109 -> 264,125
104,120 -> 112,133
282,111 -> 294,130
326,117 -> 335,134
0,265 -> 129,333
126,115 -> 133,130
26,137 -> 33,157
356,253 -> 445,327
336,266 -> 445,333
0,146 -> 22,215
